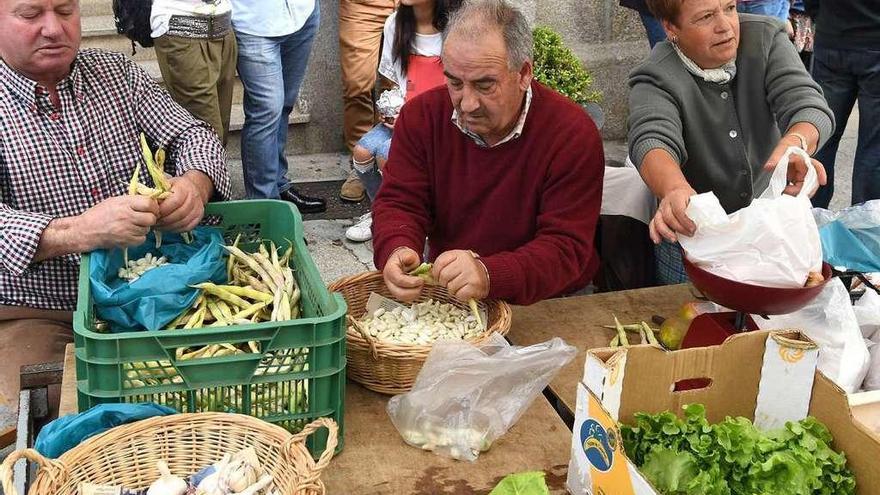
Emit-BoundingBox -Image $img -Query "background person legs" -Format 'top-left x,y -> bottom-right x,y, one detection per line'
810,45 -> 859,208
638,11 -> 666,49
155,33 -> 237,144
849,50 -> 880,205
736,0 -> 791,21
277,7 -> 321,198
338,0 -> 395,202
235,32 -> 286,199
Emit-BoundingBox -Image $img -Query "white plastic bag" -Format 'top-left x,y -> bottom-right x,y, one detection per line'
855,288 -> 880,391
854,288 -> 880,341
754,279 -> 869,393
679,147 -> 823,288
863,341 -> 880,391
386,334 -> 577,461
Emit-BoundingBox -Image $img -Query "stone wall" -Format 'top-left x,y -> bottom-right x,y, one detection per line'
533,0 -> 650,139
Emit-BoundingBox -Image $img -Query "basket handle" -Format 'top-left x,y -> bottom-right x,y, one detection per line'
0,449 -> 67,495
285,417 -> 339,475
347,315 -> 379,360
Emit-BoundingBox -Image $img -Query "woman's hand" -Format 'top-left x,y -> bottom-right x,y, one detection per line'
649,185 -> 698,244
763,136 -> 827,197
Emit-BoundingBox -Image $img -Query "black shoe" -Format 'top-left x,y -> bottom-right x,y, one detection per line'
280,187 -> 327,213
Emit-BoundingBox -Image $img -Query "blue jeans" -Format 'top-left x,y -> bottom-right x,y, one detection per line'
811,45 -> 880,207
736,0 -> 790,20
639,12 -> 666,49
234,6 -> 320,199
354,124 -> 392,201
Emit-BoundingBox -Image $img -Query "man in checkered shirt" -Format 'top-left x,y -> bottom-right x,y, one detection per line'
0,0 -> 231,420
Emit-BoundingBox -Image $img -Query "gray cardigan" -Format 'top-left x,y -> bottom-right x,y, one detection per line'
627,14 -> 834,213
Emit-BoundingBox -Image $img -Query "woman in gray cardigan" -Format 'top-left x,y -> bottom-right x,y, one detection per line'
629,0 -> 834,284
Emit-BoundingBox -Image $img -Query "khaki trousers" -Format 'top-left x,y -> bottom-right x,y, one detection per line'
0,306 -> 73,426
154,30 -> 238,145
339,0 -> 396,151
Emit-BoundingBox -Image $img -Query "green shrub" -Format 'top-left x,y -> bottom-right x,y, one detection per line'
533,26 -> 602,105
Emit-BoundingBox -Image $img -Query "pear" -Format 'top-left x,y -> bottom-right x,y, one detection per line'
659,302 -> 702,350
659,315 -> 690,350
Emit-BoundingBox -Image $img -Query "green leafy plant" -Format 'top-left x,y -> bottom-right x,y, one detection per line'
621,403 -> 857,495
533,26 -> 601,105
489,471 -> 549,495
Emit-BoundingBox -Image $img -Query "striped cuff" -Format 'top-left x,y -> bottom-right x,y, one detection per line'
631,138 -> 682,170
790,108 -> 835,153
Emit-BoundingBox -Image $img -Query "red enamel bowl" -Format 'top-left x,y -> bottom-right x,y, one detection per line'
682,257 -> 833,315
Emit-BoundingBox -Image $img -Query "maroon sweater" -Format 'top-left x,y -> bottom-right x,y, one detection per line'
372,81 -> 604,305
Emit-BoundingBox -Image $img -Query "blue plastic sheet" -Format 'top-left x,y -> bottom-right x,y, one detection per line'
90,227 -> 227,332
820,221 -> 880,273
35,403 -> 176,459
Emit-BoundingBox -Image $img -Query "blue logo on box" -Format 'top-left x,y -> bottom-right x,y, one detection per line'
580,419 -> 615,472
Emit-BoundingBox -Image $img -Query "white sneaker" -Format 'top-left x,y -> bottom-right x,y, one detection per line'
345,212 -> 373,242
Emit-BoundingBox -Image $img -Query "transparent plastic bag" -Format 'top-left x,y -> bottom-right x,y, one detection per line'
812,200 -> 880,273
387,334 -> 577,461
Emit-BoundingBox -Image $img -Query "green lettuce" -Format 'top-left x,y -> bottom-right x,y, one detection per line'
489,471 -> 550,495
621,405 -> 856,495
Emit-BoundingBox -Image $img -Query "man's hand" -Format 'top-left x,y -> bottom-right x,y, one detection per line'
649,185 -> 697,244
432,250 -> 489,302
157,171 -> 213,232
763,137 -> 827,197
382,247 -> 424,302
78,195 -> 160,250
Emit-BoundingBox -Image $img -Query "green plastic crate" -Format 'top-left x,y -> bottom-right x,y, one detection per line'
73,200 -> 347,456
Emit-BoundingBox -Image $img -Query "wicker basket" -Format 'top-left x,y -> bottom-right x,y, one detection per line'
328,271 -> 512,395
0,413 -> 337,495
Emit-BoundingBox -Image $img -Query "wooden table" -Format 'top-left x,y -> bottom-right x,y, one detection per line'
505,284 -> 694,415
59,346 -> 77,417
59,345 -> 572,494
325,384 -> 570,494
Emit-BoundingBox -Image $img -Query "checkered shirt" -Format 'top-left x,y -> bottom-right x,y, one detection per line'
0,49 -> 231,311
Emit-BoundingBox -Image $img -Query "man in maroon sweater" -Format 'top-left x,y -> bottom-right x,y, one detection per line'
371,0 -> 605,306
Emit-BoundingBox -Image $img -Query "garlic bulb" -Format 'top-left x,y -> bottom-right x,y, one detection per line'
195,454 -> 231,495
221,459 -> 258,493
232,474 -> 274,495
147,461 -> 188,495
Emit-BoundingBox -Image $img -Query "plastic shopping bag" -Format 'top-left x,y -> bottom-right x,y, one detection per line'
754,279 -> 869,392
90,227 -> 227,332
854,288 -> 880,341
387,334 -> 577,461
854,288 -> 880,391
35,403 -> 176,458
813,200 -> 880,273
679,147 -> 822,288
863,341 -> 880,391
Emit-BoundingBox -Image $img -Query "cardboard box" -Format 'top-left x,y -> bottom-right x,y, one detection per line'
566,331 -> 880,495
849,390 -> 880,439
